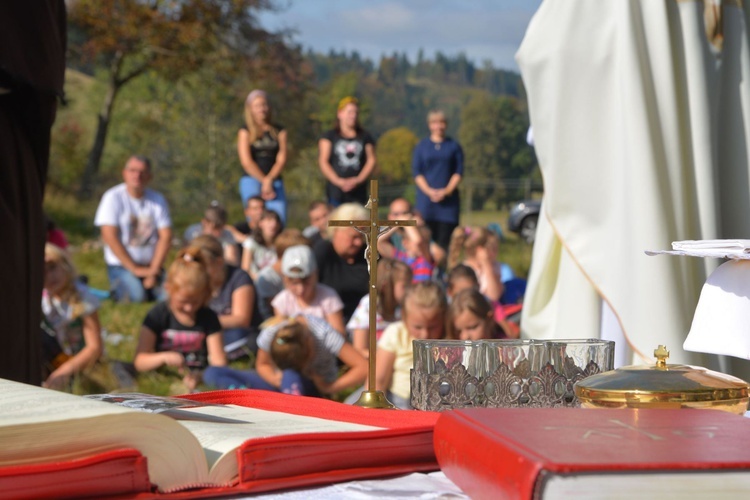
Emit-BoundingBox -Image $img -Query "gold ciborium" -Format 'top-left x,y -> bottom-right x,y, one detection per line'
575,345 -> 750,415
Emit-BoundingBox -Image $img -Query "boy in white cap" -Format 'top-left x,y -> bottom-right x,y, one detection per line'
271,245 -> 346,335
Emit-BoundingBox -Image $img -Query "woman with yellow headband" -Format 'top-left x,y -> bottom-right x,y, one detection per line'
318,96 -> 377,206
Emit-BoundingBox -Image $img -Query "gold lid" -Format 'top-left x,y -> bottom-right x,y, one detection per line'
574,345 -> 750,414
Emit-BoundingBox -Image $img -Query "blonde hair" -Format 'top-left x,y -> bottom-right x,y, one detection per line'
427,109 -> 446,123
447,225 -> 492,270
446,288 -> 493,340
243,90 -> 278,144
377,259 -> 412,321
403,281 -> 447,320
327,203 -> 368,238
44,243 -> 85,317
269,319 -> 311,372
166,247 -> 212,306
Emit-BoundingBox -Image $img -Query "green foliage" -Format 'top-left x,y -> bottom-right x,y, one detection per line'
376,127 -> 419,184
67,0 -> 304,196
309,49 -> 524,97
312,72 -> 365,131
48,70 -> 101,191
44,188 -> 100,244
283,146 -> 326,227
458,94 -> 535,208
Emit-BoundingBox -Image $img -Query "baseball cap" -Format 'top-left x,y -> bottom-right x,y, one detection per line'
281,245 -> 316,279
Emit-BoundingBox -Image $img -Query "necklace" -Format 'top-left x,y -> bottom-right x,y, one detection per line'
434,142 -> 441,150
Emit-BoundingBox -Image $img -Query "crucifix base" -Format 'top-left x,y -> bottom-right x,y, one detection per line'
354,390 -> 396,410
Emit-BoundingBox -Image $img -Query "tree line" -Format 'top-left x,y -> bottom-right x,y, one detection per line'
52,0 -> 539,226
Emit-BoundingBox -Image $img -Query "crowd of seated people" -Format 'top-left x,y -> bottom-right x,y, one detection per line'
44,198 -> 523,404
42,97 -> 525,406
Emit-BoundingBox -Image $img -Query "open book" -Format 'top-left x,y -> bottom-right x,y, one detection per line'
0,379 -> 438,498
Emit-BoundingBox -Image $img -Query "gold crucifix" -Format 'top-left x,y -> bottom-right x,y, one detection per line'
328,179 -> 415,409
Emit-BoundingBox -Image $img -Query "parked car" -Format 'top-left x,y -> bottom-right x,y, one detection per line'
508,199 -> 541,244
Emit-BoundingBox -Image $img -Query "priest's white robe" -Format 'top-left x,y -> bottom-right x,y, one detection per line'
516,0 -> 750,369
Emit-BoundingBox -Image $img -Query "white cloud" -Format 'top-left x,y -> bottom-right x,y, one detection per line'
260,0 -> 541,71
339,3 -> 416,33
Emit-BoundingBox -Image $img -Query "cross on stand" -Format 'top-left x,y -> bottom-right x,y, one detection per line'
328,180 -> 415,409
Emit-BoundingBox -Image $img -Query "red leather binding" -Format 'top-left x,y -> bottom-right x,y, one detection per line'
169,389 -> 440,496
0,389 -> 439,499
434,408 -> 750,500
0,448 -> 151,500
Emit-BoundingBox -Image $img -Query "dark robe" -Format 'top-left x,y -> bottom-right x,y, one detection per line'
0,3 -> 67,384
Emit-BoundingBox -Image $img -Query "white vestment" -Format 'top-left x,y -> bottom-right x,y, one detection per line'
516,0 -> 750,369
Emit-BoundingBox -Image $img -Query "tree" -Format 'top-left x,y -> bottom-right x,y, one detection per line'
68,0 -> 295,197
377,127 -> 419,185
495,96 -> 533,180
312,72 -> 364,131
458,93 -> 535,208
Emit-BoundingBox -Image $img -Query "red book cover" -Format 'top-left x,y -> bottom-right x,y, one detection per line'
0,449 -> 150,500
434,408 -> 750,500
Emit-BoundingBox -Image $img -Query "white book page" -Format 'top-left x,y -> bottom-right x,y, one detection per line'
0,379 -> 209,492
0,378 -> 133,425
542,471 -> 750,499
179,404 -> 381,484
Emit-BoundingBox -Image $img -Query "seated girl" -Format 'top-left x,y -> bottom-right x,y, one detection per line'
446,264 -> 519,339
202,314 -> 367,397
134,247 -> 227,392
241,209 -> 283,280
447,288 -> 507,340
375,281 -> 447,409
447,225 -> 507,302
346,258 -> 412,358
41,243 -> 103,390
183,202 -> 240,266
272,244 -> 345,334
254,229 -> 310,322
377,225 -> 435,282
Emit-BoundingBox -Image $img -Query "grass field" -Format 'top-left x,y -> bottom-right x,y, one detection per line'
47,191 -> 532,396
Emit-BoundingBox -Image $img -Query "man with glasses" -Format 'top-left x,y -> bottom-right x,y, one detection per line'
94,155 -> 172,303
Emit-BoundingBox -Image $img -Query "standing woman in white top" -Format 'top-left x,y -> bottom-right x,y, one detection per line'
237,89 -> 288,224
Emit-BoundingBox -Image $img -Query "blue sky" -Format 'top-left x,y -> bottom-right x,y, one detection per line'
259,0 -> 543,72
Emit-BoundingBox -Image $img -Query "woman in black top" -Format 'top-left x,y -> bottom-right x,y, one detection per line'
318,96 -> 377,206
237,89 -> 288,223
190,235 -> 258,359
